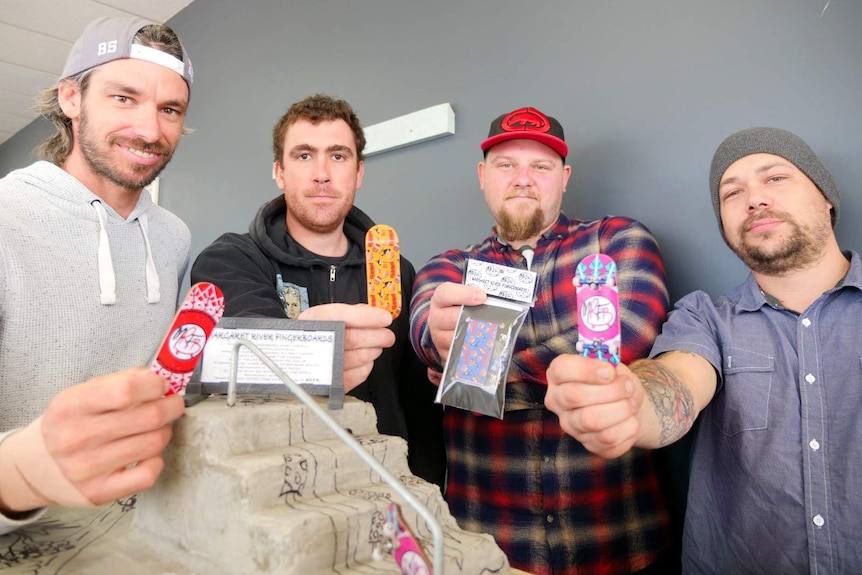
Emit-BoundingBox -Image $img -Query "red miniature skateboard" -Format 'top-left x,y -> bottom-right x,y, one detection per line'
573,254 -> 621,364
366,224 -> 402,319
149,282 -> 225,395
373,502 -> 433,575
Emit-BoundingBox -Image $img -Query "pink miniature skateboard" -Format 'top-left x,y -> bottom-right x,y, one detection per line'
150,282 -> 225,395
374,502 -> 432,575
366,224 -> 402,319
574,254 -> 621,364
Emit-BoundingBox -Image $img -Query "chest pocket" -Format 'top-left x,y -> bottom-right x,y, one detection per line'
712,347 -> 774,436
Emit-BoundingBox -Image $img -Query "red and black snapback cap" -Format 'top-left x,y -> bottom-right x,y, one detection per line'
480,106 -> 567,159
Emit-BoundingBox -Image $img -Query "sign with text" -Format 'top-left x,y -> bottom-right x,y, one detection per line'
194,317 -> 345,408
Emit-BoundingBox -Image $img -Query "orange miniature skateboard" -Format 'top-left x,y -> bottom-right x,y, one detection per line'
366,224 -> 402,319
150,282 -> 225,395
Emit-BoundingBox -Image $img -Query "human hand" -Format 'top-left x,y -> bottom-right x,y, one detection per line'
545,354 -> 644,459
427,368 -> 443,387
427,282 -> 486,363
0,368 -> 184,512
299,303 -> 395,392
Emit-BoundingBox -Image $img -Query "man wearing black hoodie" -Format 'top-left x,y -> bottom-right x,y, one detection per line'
191,94 -> 444,486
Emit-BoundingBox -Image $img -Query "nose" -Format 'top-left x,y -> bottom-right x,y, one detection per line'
313,157 -> 331,185
131,104 -> 162,143
513,164 -> 534,187
746,184 -> 773,213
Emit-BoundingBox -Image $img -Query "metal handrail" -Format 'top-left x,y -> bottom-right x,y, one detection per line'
225,338 -> 444,573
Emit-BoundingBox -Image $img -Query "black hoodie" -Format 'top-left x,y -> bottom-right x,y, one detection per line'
191,196 -> 445,486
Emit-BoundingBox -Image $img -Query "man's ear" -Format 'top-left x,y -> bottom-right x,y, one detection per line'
57,79 -> 83,120
355,160 -> 365,190
273,161 -> 286,191
562,164 -> 572,194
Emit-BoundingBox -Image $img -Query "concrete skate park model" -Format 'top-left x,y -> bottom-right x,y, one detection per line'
0,394 -> 526,574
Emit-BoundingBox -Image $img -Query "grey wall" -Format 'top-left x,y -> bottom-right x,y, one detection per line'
2,0 -> 861,305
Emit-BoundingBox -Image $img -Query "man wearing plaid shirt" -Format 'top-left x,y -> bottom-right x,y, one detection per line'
409,107 -> 674,575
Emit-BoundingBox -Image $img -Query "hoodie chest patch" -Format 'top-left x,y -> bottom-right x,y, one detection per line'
276,274 -> 310,319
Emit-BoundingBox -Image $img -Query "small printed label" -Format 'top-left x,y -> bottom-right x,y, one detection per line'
464,259 -> 537,304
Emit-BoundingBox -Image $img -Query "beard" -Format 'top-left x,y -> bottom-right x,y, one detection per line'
78,109 -> 173,191
494,201 -> 547,243
285,186 -> 353,234
724,210 -> 831,275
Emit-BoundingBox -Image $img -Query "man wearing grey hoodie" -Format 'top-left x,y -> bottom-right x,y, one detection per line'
0,17 -> 193,533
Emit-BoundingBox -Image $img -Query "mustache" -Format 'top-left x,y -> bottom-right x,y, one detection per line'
304,185 -> 340,196
504,191 -> 539,200
743,210 -> 788,229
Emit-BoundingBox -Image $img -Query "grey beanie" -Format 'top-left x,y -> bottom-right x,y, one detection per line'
709,127 -> 839,229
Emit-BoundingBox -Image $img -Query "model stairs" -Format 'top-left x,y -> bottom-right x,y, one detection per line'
134,395 -> 511,574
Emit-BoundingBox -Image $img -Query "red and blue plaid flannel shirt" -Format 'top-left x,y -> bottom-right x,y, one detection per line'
409,213 -> 672,575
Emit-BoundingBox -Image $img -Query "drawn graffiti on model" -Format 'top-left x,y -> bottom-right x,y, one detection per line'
0,497 -> 136,571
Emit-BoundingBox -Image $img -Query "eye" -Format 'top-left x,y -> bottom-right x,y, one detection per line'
332,153 -> 345,161
297,153 -> 311,160
767,175 -> 785,183
722,188 -> 742,201
113,95 -> 131,104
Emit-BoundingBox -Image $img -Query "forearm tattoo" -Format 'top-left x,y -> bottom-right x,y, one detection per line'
631,357 -> 697,446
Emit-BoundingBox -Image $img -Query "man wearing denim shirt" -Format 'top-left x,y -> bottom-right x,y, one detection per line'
546,126 -> 862,574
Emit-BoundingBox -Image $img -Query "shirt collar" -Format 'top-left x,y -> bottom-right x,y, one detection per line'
738,249 -> 862,312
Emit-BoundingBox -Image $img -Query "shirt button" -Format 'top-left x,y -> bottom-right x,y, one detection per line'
802,318 -> 812,327
813,515 -> 825,528
809,439 -> 820,451
805,374 -> 816,384
543,456 -> 551,463
546,514 -> 555,523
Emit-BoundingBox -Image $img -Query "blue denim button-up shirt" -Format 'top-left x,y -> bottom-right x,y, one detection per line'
652,250 -> 862,575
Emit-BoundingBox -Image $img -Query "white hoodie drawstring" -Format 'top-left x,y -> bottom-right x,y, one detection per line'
91,200 -> 116,305
90,200 -> 160,305
136,213 -> 161,303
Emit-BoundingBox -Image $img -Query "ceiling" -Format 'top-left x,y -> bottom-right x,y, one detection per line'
0,0 -> 195,148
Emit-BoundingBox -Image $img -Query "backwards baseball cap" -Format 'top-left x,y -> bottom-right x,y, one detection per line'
710,127 -> 839,228
61,16 -> 193,89
481,107 -> 568,160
